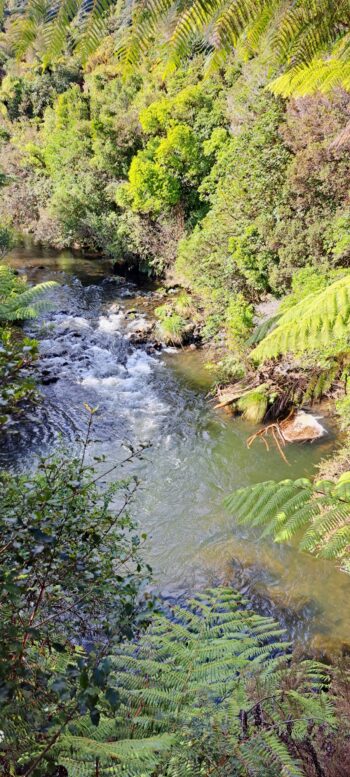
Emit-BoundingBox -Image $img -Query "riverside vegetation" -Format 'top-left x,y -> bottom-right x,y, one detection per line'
1,1 -> 350,775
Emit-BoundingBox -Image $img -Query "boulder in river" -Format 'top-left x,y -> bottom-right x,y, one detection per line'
281,411 -> 326,443
126,317 -> 154,336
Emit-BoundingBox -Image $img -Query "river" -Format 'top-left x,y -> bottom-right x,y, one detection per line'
3,246 -> 350,654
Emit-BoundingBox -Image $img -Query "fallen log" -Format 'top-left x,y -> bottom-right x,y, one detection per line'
214,384 -> 257,410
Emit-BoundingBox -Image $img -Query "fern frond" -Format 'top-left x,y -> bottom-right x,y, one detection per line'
226,472 -> 350,569
248,313 -> 281,346
167,0 -> 222,69
224,480 -> 313,529
303,361 -> 339,403
6,0 -> 50,59
211,0 -> 269,50
56,587 -> 334,775
273,0 -> 349,66
251,275 -> 350,363
271,56 -> 350,97
236,3 -> 276,58
256,729 -> 304,776
40,0 -> 80,64
0,265 -> 57,322
6,0 -> 350,103
118,0 -> 174,67
74,0 -> 124,63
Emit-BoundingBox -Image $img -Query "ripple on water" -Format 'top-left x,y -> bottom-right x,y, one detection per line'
1,276 -> 170,464
2,248 -> 350,652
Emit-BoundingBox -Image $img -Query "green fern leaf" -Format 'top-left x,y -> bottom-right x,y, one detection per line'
0,265 -> 57,322
226,472 -> 350,570
251,274 -> 350,363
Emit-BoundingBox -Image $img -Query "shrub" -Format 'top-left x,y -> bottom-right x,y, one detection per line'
207,355 -> 246,386
0,329 -> 38,426
155,303 -> 187,345
225,293 -> 254,350
0,419 -> 152,775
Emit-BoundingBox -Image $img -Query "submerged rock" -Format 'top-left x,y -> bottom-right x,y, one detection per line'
281,411 -> 326,443
310,633 -> 350,660
126,317 -> 154,335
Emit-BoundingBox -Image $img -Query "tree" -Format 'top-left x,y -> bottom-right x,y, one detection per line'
0,416 -> 153,775
123,124 -> 205,216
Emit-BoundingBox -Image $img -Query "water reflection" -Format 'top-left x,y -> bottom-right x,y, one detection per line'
4,245 -> 350,651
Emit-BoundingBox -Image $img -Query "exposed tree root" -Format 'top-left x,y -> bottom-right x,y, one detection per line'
247,413 -> 294,464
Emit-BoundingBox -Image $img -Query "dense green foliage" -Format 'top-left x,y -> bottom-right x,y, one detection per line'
1,0 -> 350,453
5,1 -> 350,104
1,8 -> 350,774
0,426 -> 152,775
2,45 -> 350,355
0,329 -> 38,424
56,587 -> 336,777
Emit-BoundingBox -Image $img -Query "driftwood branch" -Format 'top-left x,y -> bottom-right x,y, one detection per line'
214,384 -> 257,410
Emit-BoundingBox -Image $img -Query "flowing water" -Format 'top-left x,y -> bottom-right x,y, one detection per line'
3,246 -> 350,653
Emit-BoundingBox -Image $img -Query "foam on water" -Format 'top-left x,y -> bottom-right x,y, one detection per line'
97,312 -> 124,333
0,276 -> 169,461
2,248 -> 350,651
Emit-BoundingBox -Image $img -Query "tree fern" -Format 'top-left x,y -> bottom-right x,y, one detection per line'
250,274 -> 350,363
0,264 -> 57,322
56,587 -> 335,777
271,55 -> 350,97
6,0 -> 350,98
225,471 -> 350,570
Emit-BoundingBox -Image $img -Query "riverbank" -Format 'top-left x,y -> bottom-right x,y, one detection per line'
2,245 -> 350,656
